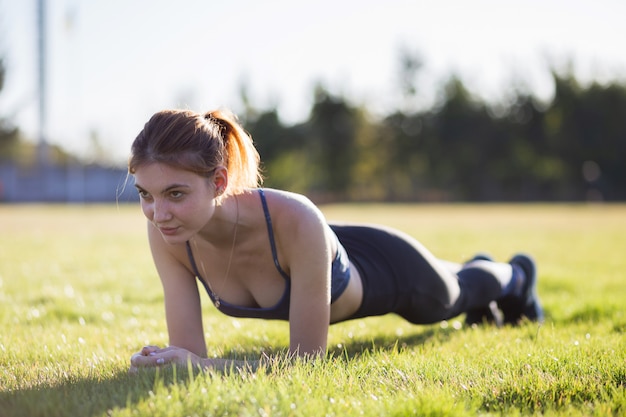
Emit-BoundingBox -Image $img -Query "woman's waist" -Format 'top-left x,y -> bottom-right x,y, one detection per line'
330,260 -> 363,323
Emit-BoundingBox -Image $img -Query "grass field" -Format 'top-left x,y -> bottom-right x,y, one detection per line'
0,203 -> 624,416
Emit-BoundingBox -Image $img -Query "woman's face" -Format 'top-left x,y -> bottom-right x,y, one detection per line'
133,162 -> 218,244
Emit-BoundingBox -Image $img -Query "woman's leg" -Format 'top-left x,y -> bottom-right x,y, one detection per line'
332,224 -> 541,325
333,224 -> 507,323
397,257 -> 517,324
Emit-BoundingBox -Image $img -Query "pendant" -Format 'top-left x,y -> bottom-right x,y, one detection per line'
214,297 -> 221,308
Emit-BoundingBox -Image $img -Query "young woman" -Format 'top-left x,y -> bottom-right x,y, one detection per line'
128,109 -> 543,373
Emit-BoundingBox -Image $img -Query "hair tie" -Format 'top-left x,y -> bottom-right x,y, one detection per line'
204,112 -> 227,143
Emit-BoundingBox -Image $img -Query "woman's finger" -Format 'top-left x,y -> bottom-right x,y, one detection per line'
131,353 -> 158,366
130,346 -> 196,369
131,350 -> 173,367
140,345 -> 161,356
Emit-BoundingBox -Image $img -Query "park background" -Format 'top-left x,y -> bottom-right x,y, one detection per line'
1,2 -> 625,416
0,0 -> 625,203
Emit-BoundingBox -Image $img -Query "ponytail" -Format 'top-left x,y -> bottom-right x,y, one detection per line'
204,109 -> 263,194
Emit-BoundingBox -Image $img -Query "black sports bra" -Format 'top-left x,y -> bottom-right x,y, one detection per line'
185,189 -> 351,320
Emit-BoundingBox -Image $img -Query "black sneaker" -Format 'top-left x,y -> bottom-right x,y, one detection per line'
463,253 -> 504,327
465,300 -> 503,327
498,254 -> 544,325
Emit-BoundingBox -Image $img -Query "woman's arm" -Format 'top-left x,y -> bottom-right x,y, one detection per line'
147,223 -> 208,357
275,193 -> 333,357
129,223 -> 209,373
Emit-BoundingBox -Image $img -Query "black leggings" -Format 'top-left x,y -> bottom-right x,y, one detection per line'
330,224 -> 508,324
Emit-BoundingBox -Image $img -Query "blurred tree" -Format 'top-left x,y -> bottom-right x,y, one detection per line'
376,111 -> 428,200
243,108 -> 312,193
544,72 -> 626,200
372,48 -> 430,201
396,46 -> 423,113
306,85 -> 361,200
504,92 -> 572,201
425,76 -> 499,200
580,82 -> 626,200
0,57 -> 83,168
0,58 -> 20,161
245,108 -> 292,163
240,66 -> 626,202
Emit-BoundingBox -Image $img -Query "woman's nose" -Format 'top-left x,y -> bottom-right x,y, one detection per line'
152,199 -> 172,223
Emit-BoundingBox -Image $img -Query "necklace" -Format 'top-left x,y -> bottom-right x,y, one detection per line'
194,195 -> 239,308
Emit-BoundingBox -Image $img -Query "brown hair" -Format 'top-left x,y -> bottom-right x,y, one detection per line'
129,109 -> 262,194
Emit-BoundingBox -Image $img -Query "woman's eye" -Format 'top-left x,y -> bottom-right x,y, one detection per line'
170,191 -> 184,199
137,190 -> 150,199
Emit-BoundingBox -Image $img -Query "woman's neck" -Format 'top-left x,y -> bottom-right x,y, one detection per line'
196,195 -> 240,246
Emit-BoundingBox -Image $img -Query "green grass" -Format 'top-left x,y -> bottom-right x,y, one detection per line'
0,203 -> 625,417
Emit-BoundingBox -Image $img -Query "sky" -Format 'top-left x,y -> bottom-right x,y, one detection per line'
1,0 -> 625,163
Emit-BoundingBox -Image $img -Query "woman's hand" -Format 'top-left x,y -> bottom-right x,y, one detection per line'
128,345 -> 205,374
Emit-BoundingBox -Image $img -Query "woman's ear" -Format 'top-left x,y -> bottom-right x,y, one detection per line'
212,166 -> 229,195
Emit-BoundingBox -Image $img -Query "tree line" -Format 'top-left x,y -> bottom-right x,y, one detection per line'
243,70 -> 626,202
2,56 -> 625,202
0,59 -> 20,162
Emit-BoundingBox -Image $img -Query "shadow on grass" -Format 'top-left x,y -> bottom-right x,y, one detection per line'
327,324 -> 455,359
0,323 -> 485,417
0,327 -> 452,416
0,367 -> 187,417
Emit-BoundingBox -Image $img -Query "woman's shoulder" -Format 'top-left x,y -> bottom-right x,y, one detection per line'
248,188 -> 332,251
251,188 -> 319,215
245,188 -> 325,229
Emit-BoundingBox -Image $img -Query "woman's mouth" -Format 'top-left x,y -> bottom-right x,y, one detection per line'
159,226 -> 179,236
